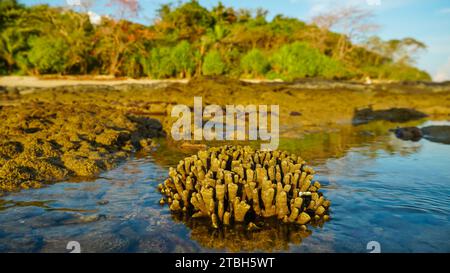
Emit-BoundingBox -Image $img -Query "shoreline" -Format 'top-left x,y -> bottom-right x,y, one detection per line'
1,76 -> 450,90
0,76 -> 189,88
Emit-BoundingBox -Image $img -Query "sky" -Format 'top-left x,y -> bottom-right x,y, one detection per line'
19,0 -> 450,81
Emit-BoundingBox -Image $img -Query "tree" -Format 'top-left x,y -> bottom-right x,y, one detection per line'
311,6 -> 379,62
240,49 -> 269,77
143,47 -> 175,78
211,2 -> 237,24
270,42 -> 348,80
0,25 -> 29,73
0,1 -> 34,73
0,0 -> 430,81
155,0 -> 214,41
172,40 -> 196,78
107,0 -> 139,19
93,18 -> 154,76
364,36 -> 426,66
28,36 -> 69,74
0,0 -> 23,27
202,50 -> 225,76
29,5 -> 96,74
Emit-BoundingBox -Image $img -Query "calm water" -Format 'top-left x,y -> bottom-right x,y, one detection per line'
0,120 -> 449,253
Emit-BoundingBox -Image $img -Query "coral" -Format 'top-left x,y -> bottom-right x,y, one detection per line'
159,145 -> 331,228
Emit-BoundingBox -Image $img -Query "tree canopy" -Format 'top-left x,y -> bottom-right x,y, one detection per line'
0,0 -> 431,81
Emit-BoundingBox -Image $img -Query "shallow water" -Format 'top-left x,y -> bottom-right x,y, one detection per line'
0,120 -> 449,253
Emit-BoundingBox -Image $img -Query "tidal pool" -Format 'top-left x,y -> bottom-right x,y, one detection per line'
0,120 -> 449,252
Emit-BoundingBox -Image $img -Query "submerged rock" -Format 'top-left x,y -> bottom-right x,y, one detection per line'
62,213 -> 107,225
353,107 -> 427,125
421,125 -> 450,144
391,126 -> 423,141
159,145 -> 331,229
391,125 -> 450,144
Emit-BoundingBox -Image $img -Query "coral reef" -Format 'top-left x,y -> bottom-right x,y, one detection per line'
159,145 -> 330,228
2,79 -> 449,192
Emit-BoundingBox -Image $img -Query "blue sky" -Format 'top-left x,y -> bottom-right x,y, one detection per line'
20,0 -> 450,81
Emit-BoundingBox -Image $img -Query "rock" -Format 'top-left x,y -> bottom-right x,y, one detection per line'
353,107 -> 427,125
421,125 -> 450,144
0,101 -> 164,192
97,200 -> 109,205
77,233 -> 131,253
391,126 -> 423,141
63,214 -> 107,225
390,125 -> 450,144
290,111 -> 302,116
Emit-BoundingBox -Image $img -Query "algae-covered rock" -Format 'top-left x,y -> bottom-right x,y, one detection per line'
421,125 -> 450,144
159,145 -> 331,229
0,141 -> 24,159
391,125 -> 450,144
353,107 -> 427,125
62,155 -> 102,177
0,101 -> 163,192
95,129 -> 131,147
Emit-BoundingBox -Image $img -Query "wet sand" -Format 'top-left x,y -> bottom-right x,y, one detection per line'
0,76 -> 188,88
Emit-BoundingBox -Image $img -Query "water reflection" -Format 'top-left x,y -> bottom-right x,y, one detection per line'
170,213 -> 335,252
0,119 -> 449,252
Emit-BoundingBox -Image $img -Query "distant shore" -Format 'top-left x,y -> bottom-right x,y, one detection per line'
0,76 -> 190,88
1,75 -> 449,89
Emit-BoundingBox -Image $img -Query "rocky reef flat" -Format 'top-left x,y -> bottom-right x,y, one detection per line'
0,100 -> 163,192
1,77 -> 449,192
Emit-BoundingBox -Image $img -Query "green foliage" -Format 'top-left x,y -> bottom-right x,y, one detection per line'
270,42 -> 349,80
156,0 -> 214,40
362,63 -> 431,81
172,40 -> 196,78
202,50 -> 225,76
146,47 -> 176,78
28,36 -> 69,74
0,0 -> 22,26
142,41 -> 196,79
240,48 -> 269,77
0,0 -> 431,81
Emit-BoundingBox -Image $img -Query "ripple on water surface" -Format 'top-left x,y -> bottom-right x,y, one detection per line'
0,122 -> 450,252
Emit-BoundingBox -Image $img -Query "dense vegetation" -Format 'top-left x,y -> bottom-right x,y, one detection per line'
0,0 -> 431,81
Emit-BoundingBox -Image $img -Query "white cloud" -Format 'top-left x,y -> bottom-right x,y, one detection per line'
66,0 -> 81,6
305,0 -> 381,18
438,8 -> 450,14
88,11 -> 102,25
434,57 -> 450,82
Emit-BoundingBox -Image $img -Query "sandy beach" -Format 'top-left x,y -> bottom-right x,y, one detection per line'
0,76 -> 189,88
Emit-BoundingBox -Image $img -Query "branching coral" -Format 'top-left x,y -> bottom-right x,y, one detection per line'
159,145 -> 331,228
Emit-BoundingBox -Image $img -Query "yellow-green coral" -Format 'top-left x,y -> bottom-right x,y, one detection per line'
159,145 -> 331,228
